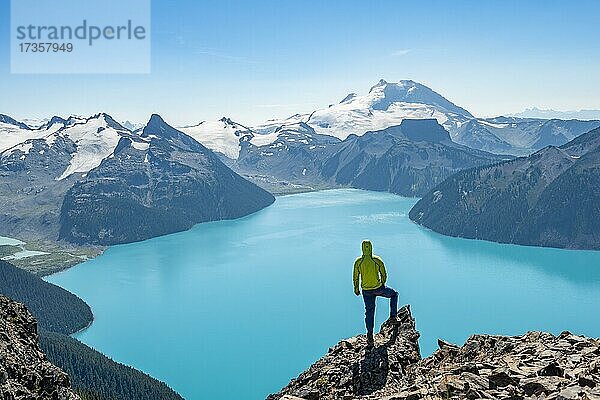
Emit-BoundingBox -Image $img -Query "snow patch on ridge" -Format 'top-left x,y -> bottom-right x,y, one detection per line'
56,116 -> 124,180
131,140 -> 150,151
178,118 -> 253,160
0,123 -> 46,153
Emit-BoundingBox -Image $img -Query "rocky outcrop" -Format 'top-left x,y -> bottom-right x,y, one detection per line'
269,305 -> 600,400
0,295 -> 78,399
268,306 -> 420,400
409,331 -> 600,400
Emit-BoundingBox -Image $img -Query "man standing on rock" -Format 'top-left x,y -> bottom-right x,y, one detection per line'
353,240 -> 398,346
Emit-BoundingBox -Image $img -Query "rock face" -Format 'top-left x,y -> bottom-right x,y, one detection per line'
269,305 -> 600,400
0,295 -> 78,400
319,120 -> 508,196
411,331 -> 600,400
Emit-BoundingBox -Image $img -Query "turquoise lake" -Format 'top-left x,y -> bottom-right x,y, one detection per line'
46,189 -> 600,399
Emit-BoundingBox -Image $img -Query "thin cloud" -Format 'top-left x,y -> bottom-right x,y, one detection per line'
254,103 -> 316,109
193,49 -> 260,65
164,31 -> 261,65
255,104 -> 296,108
390,49 -> 411,57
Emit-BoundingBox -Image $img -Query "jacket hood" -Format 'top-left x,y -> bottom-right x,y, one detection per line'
361,240 -> 373,257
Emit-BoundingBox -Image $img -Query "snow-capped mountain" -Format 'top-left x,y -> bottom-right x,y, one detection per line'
52,114 -> 131,179
187,79 -> 474,161
305,79 -> 473,140
121,120 -> 145,132
0,114 -> 31,130
242,80 -> 599,156
0,115 -> 60,154
251,114 -> 309,135
18,117 -> 49,129
153,80 -> 600,160
0,112 -> 274,245
1,113 -> 132,181
178,117 -> 254,160
60,114 -> 274,245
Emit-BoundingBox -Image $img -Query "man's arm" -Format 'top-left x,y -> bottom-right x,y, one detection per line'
353,260 -> 360,295
375,257 -> 387,285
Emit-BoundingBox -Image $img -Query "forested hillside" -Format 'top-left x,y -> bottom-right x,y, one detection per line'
0,260 -> 92,334
0,260 -> 183,399
409,126 -> 600,249
40,331 -> 183,400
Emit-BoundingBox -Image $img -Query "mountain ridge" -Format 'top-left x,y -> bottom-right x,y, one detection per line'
511,107 -> 600,120
236,118 -> 509,196
409,125 -> 600,249
4,80 -> 599,160
0,112 -> 275,246
59,114 -> 275,245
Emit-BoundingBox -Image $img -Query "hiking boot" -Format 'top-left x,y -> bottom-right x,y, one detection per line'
366,332 -> 374,347
385,315 -> 400,326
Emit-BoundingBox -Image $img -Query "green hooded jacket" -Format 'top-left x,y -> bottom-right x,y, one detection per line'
353,240 -> 387,292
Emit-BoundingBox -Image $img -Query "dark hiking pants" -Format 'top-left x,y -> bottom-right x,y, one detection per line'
362,285 -> 398,334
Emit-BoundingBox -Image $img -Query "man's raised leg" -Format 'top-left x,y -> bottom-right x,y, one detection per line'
378,286 -> 398,318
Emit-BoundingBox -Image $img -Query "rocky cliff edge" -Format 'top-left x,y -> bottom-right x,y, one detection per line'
0,295 -> 78,400
269,305 -> 600,400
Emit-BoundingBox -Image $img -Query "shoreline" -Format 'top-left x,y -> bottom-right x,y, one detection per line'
0,236 -> 105,277
5,184 -> 596,282
409,216 -> 600,253
5,182 -> 598,283
71,313 -> 95,336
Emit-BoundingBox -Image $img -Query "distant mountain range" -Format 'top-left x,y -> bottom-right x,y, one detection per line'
453,117 -> 600,156
5,82 -> 599,164
236,119 -> 507,196
0,113 -> 274,245
409,125 -> 600,250
170,80 -> 600,159
2,79 -> 599,247
510,107 -> 600,121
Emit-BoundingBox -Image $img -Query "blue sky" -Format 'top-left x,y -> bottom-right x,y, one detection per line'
1,0 -> 599,125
